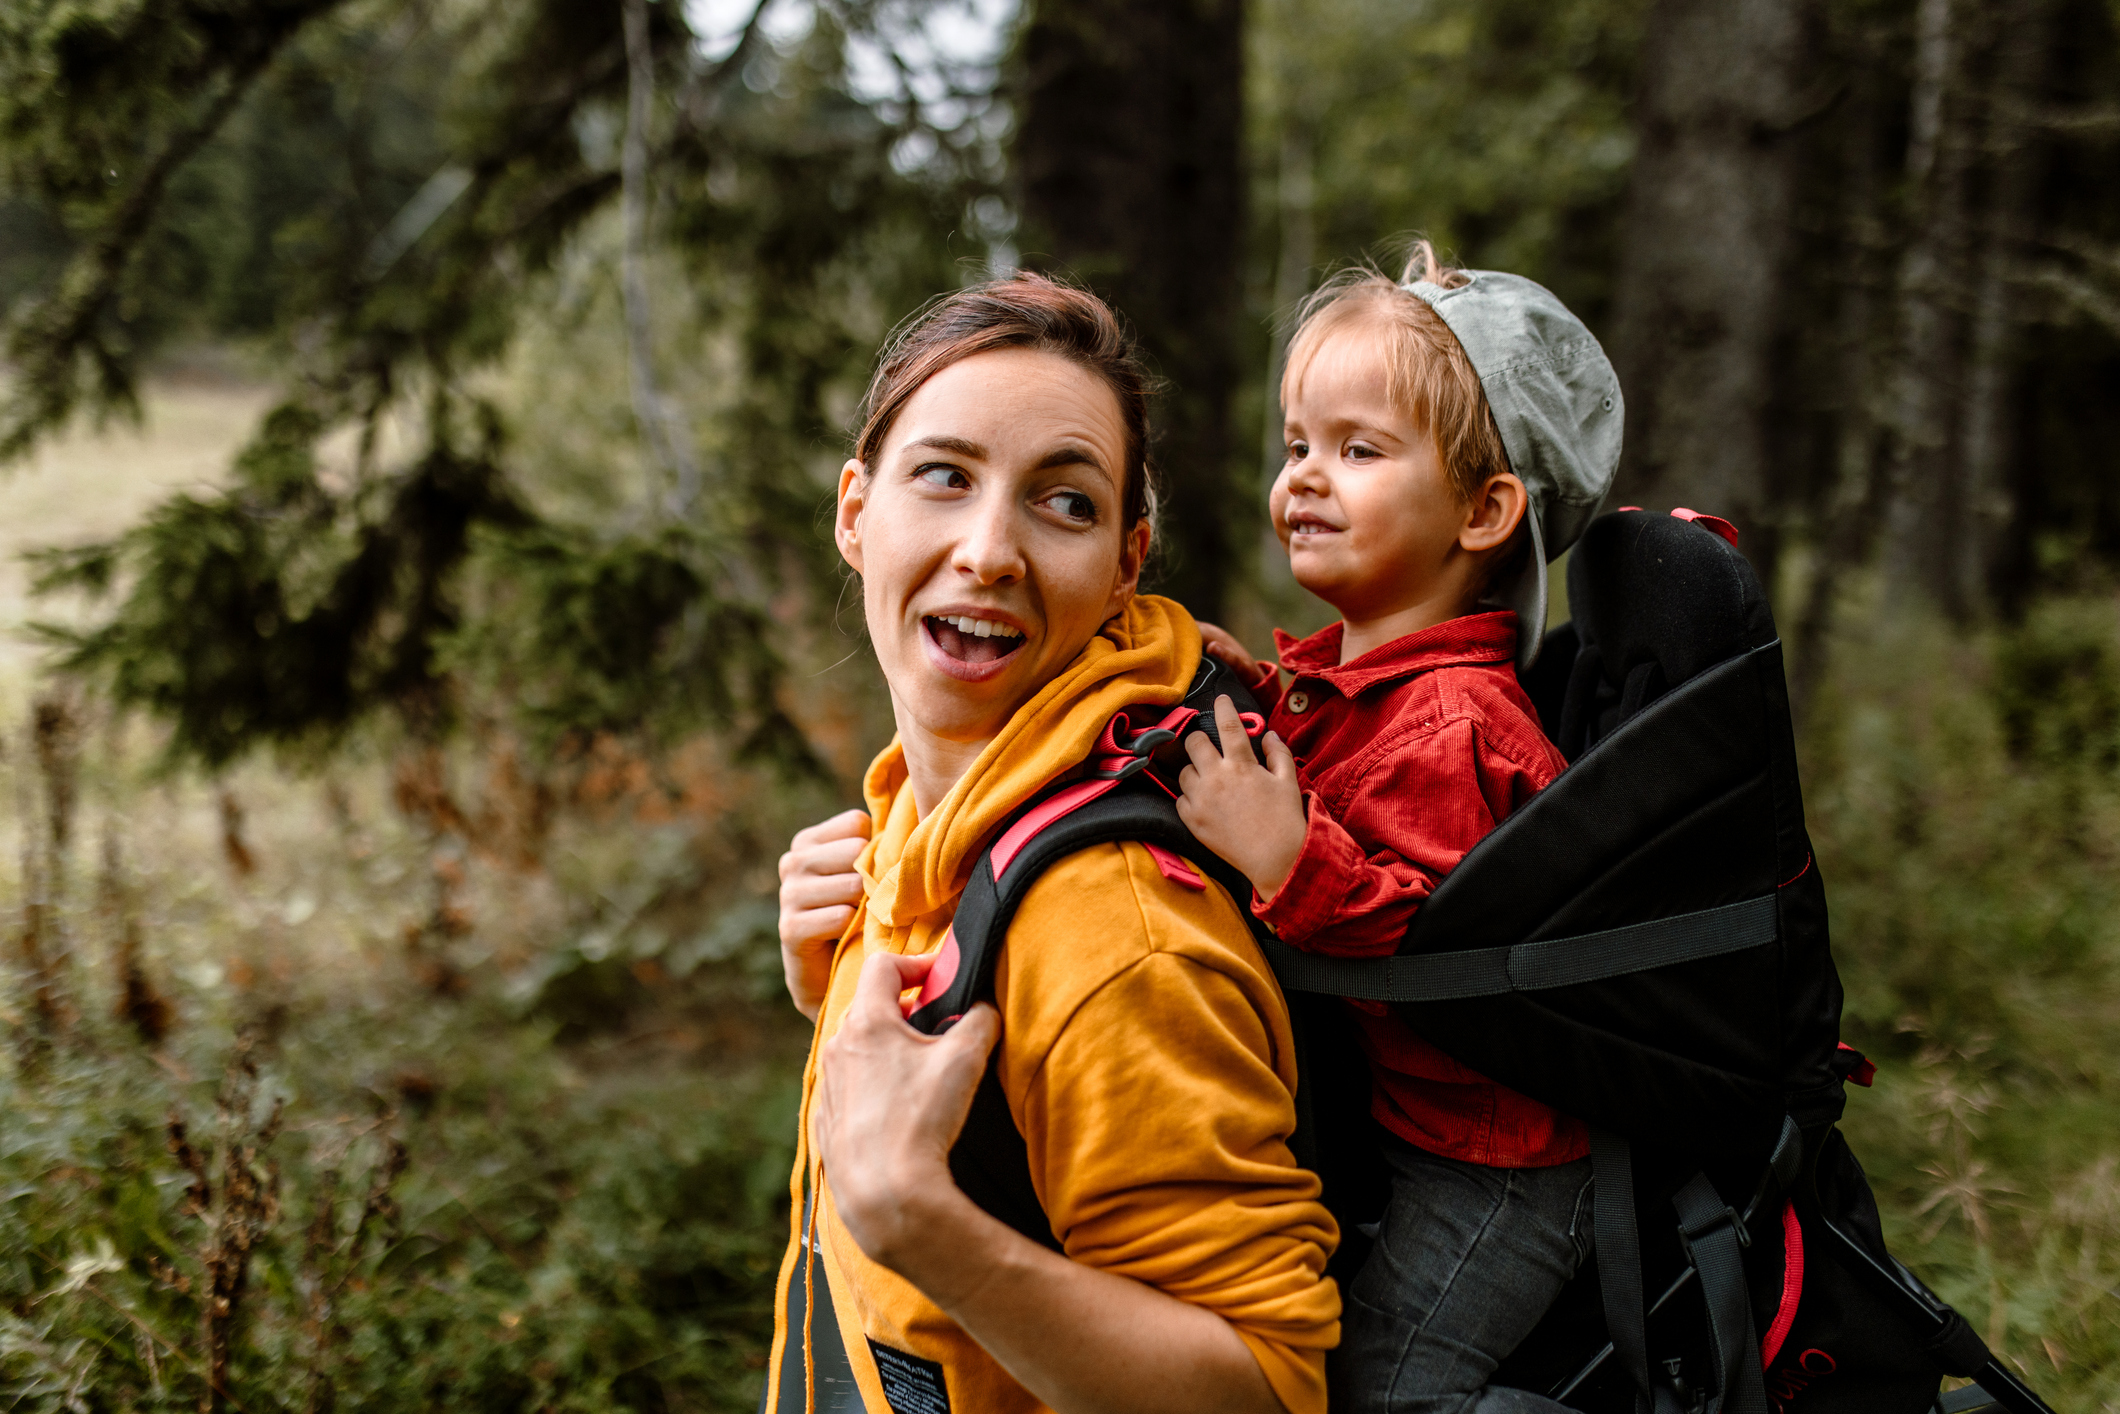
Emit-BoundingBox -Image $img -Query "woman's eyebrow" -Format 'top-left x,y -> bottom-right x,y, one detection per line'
906,434 -> 985,458
1034,444 -> 1110,478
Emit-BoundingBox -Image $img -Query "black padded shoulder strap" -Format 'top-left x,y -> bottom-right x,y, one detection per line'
906,782 -> 1261,1033
903,780 -> 1267,1253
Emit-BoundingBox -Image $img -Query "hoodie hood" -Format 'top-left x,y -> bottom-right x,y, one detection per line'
854,593 -> 1201,945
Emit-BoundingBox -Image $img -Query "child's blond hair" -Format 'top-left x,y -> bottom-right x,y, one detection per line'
1280,240 -> 1511,504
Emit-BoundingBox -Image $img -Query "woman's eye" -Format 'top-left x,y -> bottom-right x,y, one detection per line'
1041,491 -> 1097,522
915,464 -> 971,491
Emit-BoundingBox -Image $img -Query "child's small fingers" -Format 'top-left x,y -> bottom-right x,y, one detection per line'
1212,694 -> 1247,744
1182,727 -> 1223,769
1264,731 -> 1300,780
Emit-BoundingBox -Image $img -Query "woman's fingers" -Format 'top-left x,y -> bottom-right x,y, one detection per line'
1195,621 -> 1259,676
779,808 -> 871,880
778,809 -> 873,1020
781,865 -> 864,912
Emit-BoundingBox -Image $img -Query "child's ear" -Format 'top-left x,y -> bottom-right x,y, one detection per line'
1460,472 -> 1527,554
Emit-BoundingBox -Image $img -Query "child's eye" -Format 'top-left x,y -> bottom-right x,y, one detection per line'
1346,442 -> 1378,461
1040,490 -> 1097,523
1286,440 -> 1308,463
915,464 -> 971,491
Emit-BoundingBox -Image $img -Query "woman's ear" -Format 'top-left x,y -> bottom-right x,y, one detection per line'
1460,472 -> 1528,554
1106,517 -> 1153,618
835,459 -> 867,573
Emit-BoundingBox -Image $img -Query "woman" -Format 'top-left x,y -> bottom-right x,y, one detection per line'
767,274 -> 1340,1414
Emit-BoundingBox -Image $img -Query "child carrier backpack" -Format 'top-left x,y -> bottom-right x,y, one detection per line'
898,510 -> 2056,1414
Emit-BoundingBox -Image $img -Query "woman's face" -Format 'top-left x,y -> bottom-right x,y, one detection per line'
836,347 -> 1149,748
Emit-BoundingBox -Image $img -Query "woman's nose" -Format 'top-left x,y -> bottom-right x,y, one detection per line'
950,497 -> 1027,584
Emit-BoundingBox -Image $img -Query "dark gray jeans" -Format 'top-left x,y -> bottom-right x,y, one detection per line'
1332,1140 -> 1594,1414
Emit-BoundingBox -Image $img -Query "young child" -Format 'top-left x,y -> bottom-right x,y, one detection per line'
1175,243 -> 1622,1414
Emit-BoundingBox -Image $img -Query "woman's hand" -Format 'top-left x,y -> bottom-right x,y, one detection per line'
811,950 -> 1287,1414
1175,696 -> 1307,903
1196,621 -> 1266,682
809,951 -> 1001,1292
777,809 -> 871,1020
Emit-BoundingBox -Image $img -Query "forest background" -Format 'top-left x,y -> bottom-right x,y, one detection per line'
2,0 -> 2119,1408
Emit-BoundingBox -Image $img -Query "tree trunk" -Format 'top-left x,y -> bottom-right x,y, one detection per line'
1880,0 -> 1977,615
1608,0 -> 1806,578
1959,0 -> 2058,613
1790,55 -> 1892,718
1014,0 -> 1246,622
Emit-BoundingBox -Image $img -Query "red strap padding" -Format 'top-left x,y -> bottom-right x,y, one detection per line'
1760,1201 -> 1804,1370
1671,507 -> 1740,546
907,927 -> 963,1014
1144,843 -> 1206,890
989,776 -> 1120,878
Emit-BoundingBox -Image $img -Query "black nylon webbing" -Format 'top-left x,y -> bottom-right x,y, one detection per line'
769,1191 -> 866,1414
1261,893 -> 1778,1001
1590,1129 -> 1654,1414
1673,1173 -> 1768,1414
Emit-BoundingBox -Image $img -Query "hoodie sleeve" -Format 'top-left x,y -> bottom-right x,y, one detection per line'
995,841 -> 1341,1414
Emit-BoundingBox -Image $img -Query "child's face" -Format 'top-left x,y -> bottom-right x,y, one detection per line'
1270,325 -> 1473,626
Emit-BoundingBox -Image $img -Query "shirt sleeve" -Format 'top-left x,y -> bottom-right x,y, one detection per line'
1255,717 -> 1538,955
1003,847 -> 1341,1414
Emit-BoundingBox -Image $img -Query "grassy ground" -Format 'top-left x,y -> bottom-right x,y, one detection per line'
1,378 -> 2115,1410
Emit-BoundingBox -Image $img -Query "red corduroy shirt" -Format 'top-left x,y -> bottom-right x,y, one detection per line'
1247,610 -> 1590,1168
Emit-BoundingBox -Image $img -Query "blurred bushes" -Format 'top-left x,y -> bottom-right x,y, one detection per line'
1802,590 -> 2120,1404
0,691 -> 819,1411
0,1007 -> 799,1412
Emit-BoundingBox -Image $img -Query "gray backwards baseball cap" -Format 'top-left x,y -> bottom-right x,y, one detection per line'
1406,271 -> 1622,669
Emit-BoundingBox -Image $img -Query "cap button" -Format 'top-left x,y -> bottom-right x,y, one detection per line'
1286,690 -> 1311,715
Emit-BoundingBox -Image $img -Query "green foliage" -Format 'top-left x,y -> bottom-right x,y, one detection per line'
1249,0 -> 1645,318
3,0 -> 993,771
1802,590 -> 2120,1403
0,1004 -> 799,1412
0,711 -> 819,1411
27,398 -> 529,768
447,522 -> 818,767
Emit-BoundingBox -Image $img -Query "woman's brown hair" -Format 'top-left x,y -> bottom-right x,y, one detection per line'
854,272 -> 1160,529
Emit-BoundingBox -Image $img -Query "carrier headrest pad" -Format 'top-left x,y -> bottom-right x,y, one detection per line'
1565,510 -> 1774,691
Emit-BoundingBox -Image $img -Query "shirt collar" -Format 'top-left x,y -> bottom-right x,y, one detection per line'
1272,610 -> 1520,698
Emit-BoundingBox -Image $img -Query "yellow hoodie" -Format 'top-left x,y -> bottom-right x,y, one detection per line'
766,595 -> 1340,1414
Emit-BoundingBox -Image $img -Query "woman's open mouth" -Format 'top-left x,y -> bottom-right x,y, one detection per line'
923,613 -> 1027,680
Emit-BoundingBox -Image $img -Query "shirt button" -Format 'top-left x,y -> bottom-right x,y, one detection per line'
1286,690 -> 1311,714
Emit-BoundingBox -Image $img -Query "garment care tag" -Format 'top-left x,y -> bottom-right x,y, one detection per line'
865,1339 -> 951,1414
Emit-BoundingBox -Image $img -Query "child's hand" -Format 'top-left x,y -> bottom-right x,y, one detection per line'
1196,621 -> 1266,683
1175,695 -> 1307,903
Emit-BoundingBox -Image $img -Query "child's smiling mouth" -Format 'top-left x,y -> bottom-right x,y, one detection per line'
1286,510 -> 1344,537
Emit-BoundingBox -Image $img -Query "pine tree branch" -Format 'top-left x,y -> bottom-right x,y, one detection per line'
621,0 -> 701,519
0,0 -> 348,466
